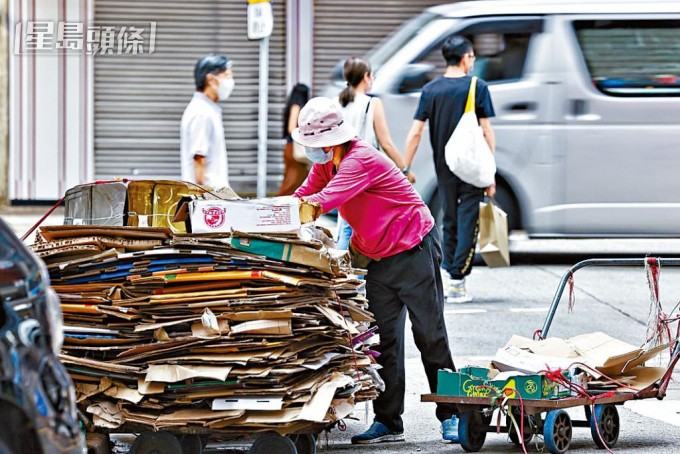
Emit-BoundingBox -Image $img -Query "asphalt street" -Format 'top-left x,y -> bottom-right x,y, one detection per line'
3,210 -> 680,453
199,260 -> 680,454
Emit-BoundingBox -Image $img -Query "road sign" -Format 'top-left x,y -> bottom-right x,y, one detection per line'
247,0 -> 273,40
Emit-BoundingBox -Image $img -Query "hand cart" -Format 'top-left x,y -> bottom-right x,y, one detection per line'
422,258 -> 680,453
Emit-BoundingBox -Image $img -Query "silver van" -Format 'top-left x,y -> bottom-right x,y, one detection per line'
324,0 -> 680,236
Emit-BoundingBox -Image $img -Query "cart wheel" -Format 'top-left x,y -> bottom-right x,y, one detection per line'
86,433 -> 112,454
289,433 -> 316,454
130,431 -> 182,454
507,407 -> 534,446
590,404 -> 620,449
458,411 -> 487,452
248,431 -> 296,454
543,410 -> 572,454
179,434 -> 205,454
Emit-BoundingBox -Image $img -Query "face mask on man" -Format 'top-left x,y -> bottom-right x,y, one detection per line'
217,77 -> 235,101
305,147 -> 333,164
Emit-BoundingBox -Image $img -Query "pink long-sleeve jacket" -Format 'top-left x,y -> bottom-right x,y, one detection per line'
294,139 -> 434,259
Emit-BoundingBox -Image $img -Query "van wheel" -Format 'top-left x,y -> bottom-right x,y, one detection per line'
495,182 -> 521,232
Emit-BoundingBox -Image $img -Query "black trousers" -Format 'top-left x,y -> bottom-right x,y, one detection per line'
366,228 -> 457,432
439,175 -> 485,280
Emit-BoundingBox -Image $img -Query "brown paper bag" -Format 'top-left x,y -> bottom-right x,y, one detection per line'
478,200 -> 510,267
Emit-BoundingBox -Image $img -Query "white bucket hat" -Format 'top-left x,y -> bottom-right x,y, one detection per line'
291,97 -> 357,148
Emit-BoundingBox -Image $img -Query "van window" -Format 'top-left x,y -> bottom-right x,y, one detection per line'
366,12 -> 443,74
412,19 -> 542,88
573,20 -> 680,96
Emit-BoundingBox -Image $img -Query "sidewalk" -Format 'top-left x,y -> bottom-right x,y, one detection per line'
0,205 -> 65,242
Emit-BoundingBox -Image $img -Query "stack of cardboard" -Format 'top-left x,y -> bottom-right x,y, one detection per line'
491,332 -> 672,394
33,223 -> 379,434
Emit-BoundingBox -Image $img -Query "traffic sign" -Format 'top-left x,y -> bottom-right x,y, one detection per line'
247,0 -> 273,40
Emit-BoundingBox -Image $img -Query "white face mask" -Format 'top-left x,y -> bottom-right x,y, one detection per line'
305,147 -> 334,164
217,78 -> 235,101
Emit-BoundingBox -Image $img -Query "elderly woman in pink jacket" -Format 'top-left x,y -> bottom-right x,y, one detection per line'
292,97 -> 459,445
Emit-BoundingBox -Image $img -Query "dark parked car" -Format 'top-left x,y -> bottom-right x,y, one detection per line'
0,218 -> 84,453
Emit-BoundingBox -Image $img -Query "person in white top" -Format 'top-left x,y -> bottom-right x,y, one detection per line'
180,54 -> 234,188
335,57 -> 415,249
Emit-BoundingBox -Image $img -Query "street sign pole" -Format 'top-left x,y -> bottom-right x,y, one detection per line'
247,0 -> 274,198
256,36 -> 269,198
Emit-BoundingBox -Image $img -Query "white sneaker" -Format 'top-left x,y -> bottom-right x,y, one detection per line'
440,269 -> 450,283
447,278 -> 472,304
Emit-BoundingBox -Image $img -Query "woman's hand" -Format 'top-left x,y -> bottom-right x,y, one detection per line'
406,171 -> 416,184
486,183 -> 496,198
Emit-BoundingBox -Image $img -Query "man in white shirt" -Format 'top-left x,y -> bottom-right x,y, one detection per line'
180,54 -> 235,188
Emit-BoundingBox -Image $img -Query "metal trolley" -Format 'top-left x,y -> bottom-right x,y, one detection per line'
422,258 -> 680,453
84,423 -> 324,454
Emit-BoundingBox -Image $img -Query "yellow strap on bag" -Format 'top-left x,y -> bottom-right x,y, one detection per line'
464,76 -> 478,113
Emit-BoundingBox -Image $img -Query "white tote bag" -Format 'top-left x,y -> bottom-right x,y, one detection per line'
444,76 -> 496,188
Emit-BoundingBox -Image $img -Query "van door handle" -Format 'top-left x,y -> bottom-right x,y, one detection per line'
505,102 -> 536,112
570,99 -> 588,116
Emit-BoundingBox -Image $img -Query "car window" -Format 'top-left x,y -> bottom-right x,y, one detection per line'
366,12 -> 442,74
412,19 -> 543,88
573,19 -> 680,96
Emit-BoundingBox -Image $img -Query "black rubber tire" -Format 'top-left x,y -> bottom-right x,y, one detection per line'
290,433 -> 316,454
130,431 -> 182,454
494,181 -> 521,232
248,431 -> 297,454
86,432 -> 112,454
179,434 -> 204,454
458,411 -> 487,452
590,404 -> 620,449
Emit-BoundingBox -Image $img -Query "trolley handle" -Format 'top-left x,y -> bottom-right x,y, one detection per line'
540,258 -> 680,338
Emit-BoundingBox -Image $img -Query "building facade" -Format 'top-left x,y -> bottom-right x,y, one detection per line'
3,0 -> 444,202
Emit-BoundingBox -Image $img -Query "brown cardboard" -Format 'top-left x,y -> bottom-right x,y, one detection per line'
103,381 -> 144,404
144,365 -> 233,383
86,401 -> 123,428
230,319 -> 293,336
127,180 -> 207,232
173,196 -> 320,232
230,235 -> 351,276
613,366 -> 666,392
493,332 -> 673,377
137,377 -> 165,395
40,210 -> 378,433
38,225 -> 172,240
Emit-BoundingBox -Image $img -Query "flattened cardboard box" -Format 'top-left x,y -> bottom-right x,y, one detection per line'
230,236 -> 350,275
174,196 -> 319,234
493,332 -> 672,377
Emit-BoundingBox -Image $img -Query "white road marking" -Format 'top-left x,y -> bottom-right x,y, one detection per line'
444,309 -> 488,315
509,307 -> 549,313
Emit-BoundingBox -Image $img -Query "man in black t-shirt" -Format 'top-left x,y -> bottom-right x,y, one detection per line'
403,38 -> 495,442
404,36 -> 496,306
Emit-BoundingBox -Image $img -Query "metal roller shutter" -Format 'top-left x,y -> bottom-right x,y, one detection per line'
94,0 -> 286,194
312,0 -> 446,94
